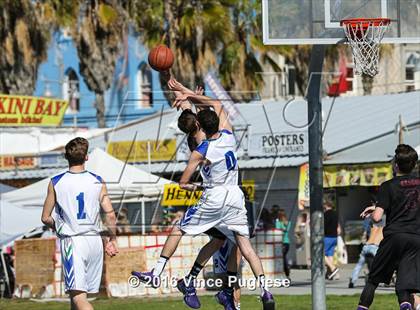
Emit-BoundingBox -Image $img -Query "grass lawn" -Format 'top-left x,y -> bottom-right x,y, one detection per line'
0,294 -> 400,310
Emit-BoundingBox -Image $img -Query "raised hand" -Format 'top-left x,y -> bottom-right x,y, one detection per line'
168,78 -> 186,92
195,85 -> 204,95
173,93 -> 191,110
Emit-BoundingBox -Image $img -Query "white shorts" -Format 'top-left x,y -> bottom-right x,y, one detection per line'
179,186 -> 249,238
60,235 -> 103,293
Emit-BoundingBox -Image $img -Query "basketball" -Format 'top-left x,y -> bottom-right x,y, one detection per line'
148,45 -> 174,72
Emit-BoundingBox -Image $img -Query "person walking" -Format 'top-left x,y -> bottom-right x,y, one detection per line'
324,199 -> 341,280
349,219 -> 384,288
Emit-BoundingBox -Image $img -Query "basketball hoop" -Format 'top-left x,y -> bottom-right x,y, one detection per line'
341,18 -> 391,77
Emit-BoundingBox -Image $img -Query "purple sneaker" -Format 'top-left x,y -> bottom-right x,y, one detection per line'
215,289 -> 236,310
177,278 -> 201,309
261,290 -> 275,310
131,270 -> 160,288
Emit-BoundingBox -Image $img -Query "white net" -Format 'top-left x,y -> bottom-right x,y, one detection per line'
342,19 -> 390,77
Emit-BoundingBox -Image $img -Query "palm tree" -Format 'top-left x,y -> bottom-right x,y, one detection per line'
71,0 -> 127,128
0,0 -> 52,95
130,0 -> 233,98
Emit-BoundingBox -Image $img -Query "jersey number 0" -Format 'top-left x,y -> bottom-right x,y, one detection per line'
225,151 -> 237,171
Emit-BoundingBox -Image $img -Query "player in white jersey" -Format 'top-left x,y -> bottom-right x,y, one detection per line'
173,89 -> 275,310
41,137 -> 118,310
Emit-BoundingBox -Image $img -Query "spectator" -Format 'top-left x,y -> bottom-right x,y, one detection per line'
275,208 -> 291,278
257,208 -> 274,230
348,217 -> 384,288
116,207 -> 131,234
324,199 -> 341,280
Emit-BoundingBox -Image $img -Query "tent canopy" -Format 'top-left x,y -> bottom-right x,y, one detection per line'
2,148 -> 171,208
0,200 -> 43,247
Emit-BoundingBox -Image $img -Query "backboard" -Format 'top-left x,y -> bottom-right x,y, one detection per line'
262,0 -> 420,45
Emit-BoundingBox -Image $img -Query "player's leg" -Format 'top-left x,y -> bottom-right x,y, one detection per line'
233,247 -> 242,309
235,233 -> 275,310
69,290 -> 93,310
215,243 -> 241,310
221,188 -> 275,309
64,236 -> 96,310
396,289 -> 414,310
357,237 -> 397,309
394,234 -> 420,310
358,280 -> 379,309
177,233 -> 226,309
131,224 -> 184,287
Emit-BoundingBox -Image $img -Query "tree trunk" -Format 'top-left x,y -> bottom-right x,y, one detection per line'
95,92 -> 106,128
362,73 -> 374,95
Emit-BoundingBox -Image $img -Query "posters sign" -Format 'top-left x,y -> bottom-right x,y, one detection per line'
248,132 -> 308,157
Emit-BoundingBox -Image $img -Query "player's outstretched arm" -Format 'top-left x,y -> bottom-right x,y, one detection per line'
179,151 -> 204,191
41,181 -> 56,229
174,92 -> 232,132
100,184 -> 119,257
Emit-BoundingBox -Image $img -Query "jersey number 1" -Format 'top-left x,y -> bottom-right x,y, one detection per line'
76,192 -> 86,220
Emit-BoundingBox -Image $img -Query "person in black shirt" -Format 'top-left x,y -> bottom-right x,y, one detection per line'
357,144 -> 420,310
324,199 -> 341,280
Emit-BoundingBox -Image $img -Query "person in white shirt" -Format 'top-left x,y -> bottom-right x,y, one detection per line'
41,137 -> 118,310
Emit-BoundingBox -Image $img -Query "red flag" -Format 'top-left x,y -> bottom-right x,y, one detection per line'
328,51 -> 348,96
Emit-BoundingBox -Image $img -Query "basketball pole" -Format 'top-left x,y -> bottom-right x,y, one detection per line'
307,44 -> 327,310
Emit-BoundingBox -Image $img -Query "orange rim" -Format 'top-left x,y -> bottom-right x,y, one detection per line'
340,18 -> 391,28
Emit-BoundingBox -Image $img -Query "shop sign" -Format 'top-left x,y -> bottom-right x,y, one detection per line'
107,139 -> 177,162
0,94 -> 68,126
248,132 -> 308,157
161,180 -> 255,206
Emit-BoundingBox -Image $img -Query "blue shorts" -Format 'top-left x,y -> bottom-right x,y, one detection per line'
324,237 -> 337,257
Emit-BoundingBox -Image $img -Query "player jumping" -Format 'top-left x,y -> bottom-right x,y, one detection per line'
41,137 -> 118,310
133,81 -> 274,310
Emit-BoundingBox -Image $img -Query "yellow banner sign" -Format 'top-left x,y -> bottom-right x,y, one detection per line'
298,163 -> 393,208
298,163 -> 310,210
107,139 -> 176,162
0,95 -> 68,126
323,164 -> 392,187
242,180 -> 255,202
161,184 -> 202,206
0,156 -> 37,170
161,180 -> 255,206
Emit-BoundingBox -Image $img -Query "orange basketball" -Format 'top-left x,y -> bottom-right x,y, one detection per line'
148,45 -> 174,72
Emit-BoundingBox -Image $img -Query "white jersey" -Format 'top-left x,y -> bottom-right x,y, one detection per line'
195,129 -> 239,188
51,170 -> 103,237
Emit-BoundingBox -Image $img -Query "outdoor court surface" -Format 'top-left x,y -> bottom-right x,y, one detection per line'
0,265 -> 402,309
0,294 -> 400,310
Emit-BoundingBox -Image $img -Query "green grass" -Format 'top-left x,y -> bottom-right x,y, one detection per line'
0,294 -> 399,310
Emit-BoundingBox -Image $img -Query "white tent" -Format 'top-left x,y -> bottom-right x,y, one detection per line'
2,148 -> 171,207
0,200 -> 43,247
1,148 -> 172,239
